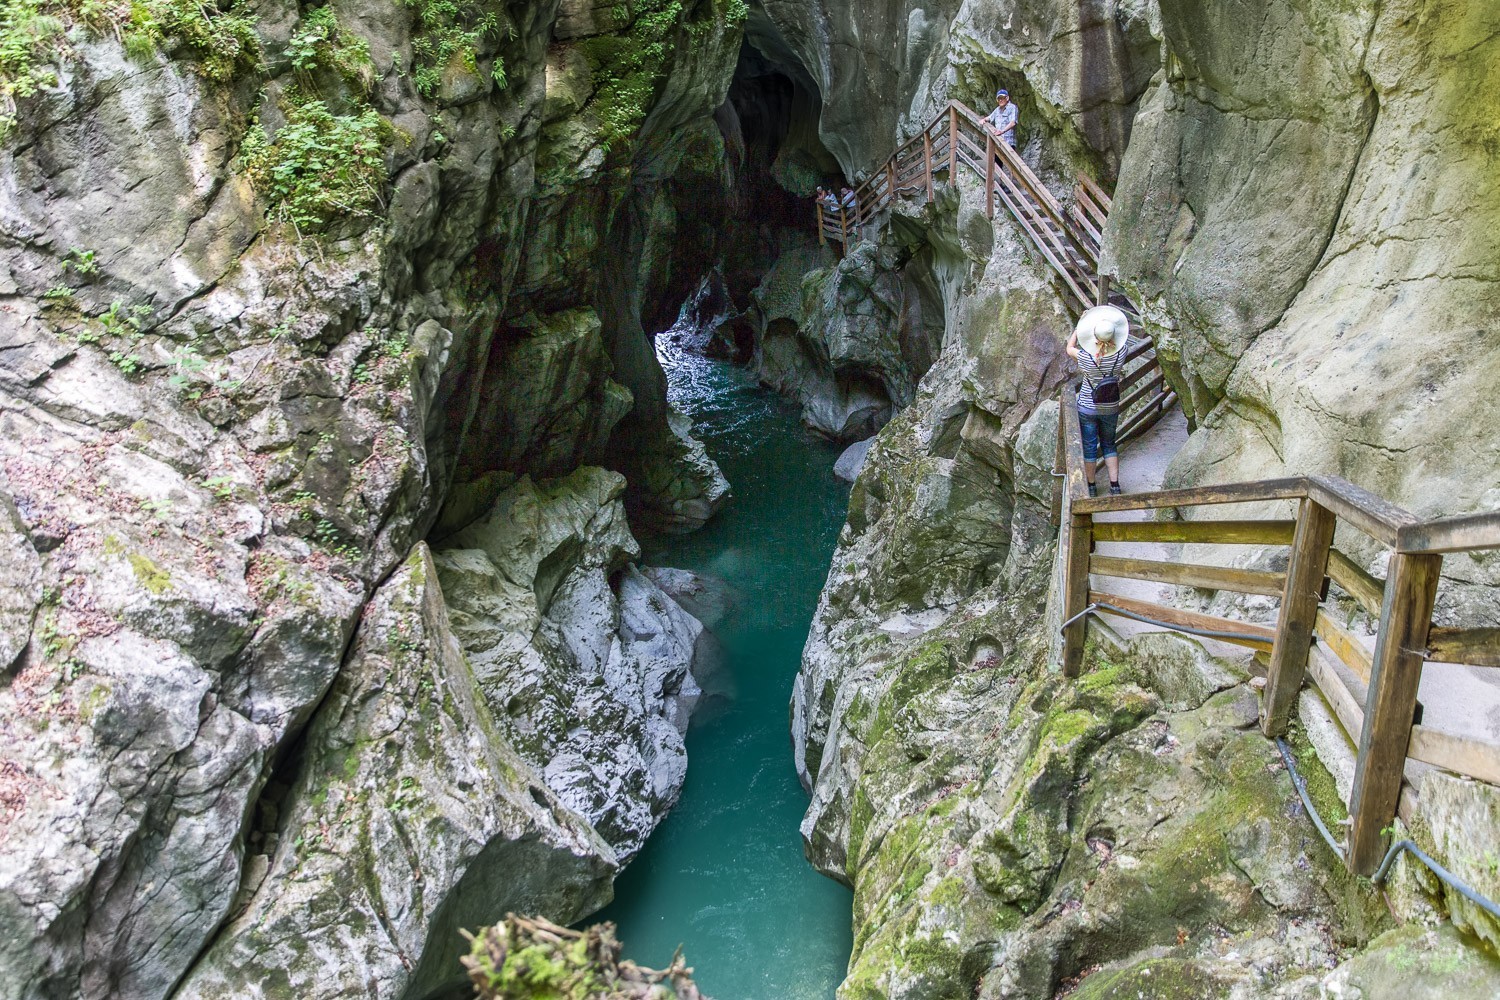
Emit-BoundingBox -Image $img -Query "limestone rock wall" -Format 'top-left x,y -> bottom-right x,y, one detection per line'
1104,0 -> 1500,599
172,545 -> 617,1000
434,468 -> 704,863
0,1 -> 746,996
757,0 -> 1159,182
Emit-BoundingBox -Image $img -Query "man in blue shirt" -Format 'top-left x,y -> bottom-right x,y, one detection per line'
986,89 -> 1018,147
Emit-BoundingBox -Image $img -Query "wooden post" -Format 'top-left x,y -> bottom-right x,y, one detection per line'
948,105 -> 958,180
923,129 -> 934,202
1346,551 -> 1443,874
1050,410 -> 1065,528
838,208 -> 849,249
1061,512 -> 1094,677
1260,498 -> 1336,737
888,161 -> 897,202
816,202 -> 825,246
1096,273 -> 1112,307
985,133 -> 996,219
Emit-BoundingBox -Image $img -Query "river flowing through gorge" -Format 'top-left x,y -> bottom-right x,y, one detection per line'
594,337 -> 855,998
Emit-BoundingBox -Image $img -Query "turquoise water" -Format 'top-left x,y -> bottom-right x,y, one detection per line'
595,340 -> 854,997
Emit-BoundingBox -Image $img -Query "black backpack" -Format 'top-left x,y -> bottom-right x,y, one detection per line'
1088,348 -> 1127,416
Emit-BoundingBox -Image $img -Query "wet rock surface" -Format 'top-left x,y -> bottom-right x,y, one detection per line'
433,469 -> 704,862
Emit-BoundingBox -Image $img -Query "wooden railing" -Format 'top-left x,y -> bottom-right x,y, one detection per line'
1054,382 -> 1500,874
816,101 -> 1176,447
815,100 -> 1115,319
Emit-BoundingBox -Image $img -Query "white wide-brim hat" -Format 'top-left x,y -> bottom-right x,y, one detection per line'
1074,305 -> 1130,357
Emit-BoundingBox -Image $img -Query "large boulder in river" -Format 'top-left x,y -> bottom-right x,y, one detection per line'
173,546 -> 615,1000
754,238 -> 944,442
434,468 -> 704,862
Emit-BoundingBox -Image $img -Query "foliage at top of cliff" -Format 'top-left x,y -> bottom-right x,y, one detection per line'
462,915 -> 706,999
242,7 -> 392,234
400,0 -> 510,98
578,0 -> 746,152
287,5 -> 375,90
239,93 -> 393,232
0,0 -> 258,138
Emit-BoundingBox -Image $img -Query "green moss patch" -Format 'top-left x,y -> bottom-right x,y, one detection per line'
127,551 -> 172,594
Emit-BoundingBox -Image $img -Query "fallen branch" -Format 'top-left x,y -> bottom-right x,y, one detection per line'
461,914 -> 707,999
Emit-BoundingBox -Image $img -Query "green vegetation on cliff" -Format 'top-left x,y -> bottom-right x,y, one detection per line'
239,94 -> 392,231
578,0 -> 745,151
0,0 -> 258,138
287,6 -> 375,87
400,0 -> 510,98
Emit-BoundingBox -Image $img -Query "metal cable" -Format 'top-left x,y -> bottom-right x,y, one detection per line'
1275,738 -> 1346,862
1372,840 -> 1500,922
1275,739 -> 1500,922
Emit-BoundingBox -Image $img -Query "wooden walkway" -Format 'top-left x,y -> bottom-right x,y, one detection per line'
1052,382 -> 1500,875
815,99 -> 1117,318
815,99 -> 1175,447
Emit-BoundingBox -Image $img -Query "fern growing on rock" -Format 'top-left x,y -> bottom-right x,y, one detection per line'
238,93 -> 393,233
400,0 -> 510,99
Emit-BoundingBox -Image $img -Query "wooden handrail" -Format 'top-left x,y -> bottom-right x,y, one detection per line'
1397,509 -> 1500,554
1072,477 -> 1308,515
1052,383 -> 1500,875
812,97 -> 1121,321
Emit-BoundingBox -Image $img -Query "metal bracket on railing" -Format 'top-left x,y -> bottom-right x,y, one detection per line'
1058,603 -> 1099,633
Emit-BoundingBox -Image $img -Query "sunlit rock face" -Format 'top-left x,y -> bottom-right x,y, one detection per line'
171,545 -> 618,1000
434,468 -> 705,863
1106,1 -> 1500,563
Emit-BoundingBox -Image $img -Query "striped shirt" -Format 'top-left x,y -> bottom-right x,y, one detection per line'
1076,337 -> 1130,412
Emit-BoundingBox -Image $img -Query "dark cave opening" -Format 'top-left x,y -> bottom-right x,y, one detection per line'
664,34 -> 842,363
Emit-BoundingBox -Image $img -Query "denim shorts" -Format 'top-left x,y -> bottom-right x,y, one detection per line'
1079,409 -> 1118,462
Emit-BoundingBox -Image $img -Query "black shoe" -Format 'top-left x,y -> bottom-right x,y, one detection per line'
1087,482 -> 1098,497
1109,483 -> 1122,496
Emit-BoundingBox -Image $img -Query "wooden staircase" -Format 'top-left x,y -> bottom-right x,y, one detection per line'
816,99 -> 1174,445
817,100 -> 1117,318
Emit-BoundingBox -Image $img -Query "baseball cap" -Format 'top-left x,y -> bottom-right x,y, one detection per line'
996,89 -> 1009,98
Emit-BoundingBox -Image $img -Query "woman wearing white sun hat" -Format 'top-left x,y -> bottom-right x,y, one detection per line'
1066,305 -> 1131,497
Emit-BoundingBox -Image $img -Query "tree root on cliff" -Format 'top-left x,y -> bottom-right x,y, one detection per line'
462,914 -> 706,999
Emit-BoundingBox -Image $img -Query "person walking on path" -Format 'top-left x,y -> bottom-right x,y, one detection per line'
985,89 -> 1018,147
1066,305 -> 1131,496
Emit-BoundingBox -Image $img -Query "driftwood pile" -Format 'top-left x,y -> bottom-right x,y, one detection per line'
461,914 -> 706,999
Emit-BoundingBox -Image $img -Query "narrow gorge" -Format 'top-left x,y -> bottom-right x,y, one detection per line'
1,1 -> 1498,999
